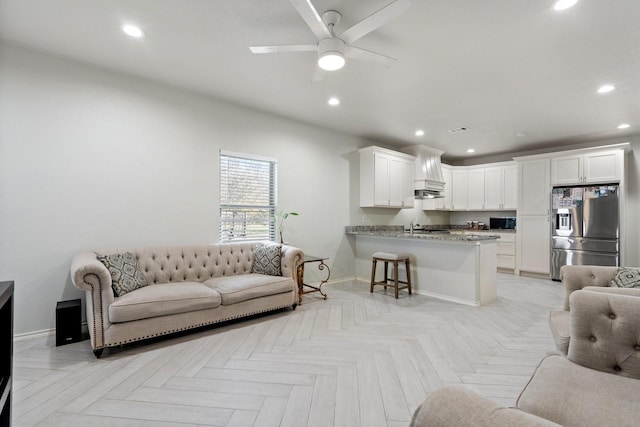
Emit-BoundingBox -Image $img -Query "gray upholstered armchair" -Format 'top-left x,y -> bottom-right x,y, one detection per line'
549,265 -> 640,354
410,290 -> 640,427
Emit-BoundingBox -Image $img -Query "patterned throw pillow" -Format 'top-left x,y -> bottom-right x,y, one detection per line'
252,243 -> 282,276
610,267 -> 640,289
97,252 -> 149,297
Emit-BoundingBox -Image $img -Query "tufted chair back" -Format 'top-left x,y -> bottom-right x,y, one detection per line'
559,265 -> 618,310
568,290 -> 640,379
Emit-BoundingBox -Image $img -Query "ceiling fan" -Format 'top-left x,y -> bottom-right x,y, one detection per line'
249,0 -> 412,81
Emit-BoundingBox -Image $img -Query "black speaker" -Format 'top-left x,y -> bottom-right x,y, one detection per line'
56,299 -> 82,346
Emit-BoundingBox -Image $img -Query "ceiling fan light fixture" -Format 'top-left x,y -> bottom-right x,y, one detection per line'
318,52 -> 345,71
554,0 -> 578,11
318,38 -> 346,71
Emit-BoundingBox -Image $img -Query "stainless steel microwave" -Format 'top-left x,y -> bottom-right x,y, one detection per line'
489,217 -> 516,230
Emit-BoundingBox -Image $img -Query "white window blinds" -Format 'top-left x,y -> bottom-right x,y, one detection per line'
219,151 -> 277,242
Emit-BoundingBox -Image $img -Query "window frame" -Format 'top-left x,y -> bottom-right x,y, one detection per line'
219,150 -> 277,243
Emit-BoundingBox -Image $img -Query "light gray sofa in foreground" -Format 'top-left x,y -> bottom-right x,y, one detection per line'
410,289 -> 640,426
549,265 -> 640,354
71,243 -> 303,357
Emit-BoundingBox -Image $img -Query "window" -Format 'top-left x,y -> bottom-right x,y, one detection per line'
219,151 -> 277,242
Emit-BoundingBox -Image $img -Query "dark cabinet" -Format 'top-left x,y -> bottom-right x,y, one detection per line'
0,281 -> 14,426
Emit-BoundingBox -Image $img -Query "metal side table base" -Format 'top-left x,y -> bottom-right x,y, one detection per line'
297,255 -> 330,305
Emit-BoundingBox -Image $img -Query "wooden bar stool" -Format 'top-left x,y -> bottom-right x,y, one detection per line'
370,252 -> 412,299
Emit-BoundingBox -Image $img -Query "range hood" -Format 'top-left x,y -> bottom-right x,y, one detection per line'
402,145 -> 446,199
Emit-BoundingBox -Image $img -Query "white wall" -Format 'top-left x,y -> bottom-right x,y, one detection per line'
2,43 -> 639,335
0,44 -> 370,334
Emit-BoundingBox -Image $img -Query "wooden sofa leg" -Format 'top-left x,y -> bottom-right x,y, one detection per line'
93,348 -> 104,359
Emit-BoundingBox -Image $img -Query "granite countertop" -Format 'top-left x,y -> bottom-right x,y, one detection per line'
345,225 -> 500,242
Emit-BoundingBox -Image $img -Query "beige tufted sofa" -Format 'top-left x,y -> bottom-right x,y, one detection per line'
410,289 -> 640,426
549,265 -> 640,354
71,243 -> 303,358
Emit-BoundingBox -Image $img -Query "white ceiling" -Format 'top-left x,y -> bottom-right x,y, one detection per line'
1,0 -> 639,161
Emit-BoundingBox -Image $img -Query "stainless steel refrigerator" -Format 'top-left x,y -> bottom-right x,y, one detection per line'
551,185 -> 620,280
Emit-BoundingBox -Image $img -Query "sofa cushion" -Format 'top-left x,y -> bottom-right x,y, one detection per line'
109,282 -> 221,323
204,273 -> 292,305
548,310 -> 570,355
517,354 -> 640,427
97,252 -> 148,297
610,267 -> 640,288
251,243 -> 282,276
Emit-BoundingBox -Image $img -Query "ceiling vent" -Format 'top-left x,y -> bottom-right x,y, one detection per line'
448,126 -> 469,133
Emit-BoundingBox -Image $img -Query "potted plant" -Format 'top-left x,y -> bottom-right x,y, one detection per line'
275,210 -> 299,244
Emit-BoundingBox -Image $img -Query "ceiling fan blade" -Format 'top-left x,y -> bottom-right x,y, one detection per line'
339,0 -> 412,44
289,0 -> 332,40
249,44 -> 317,54
345,45 -> 397,67
311,65 -> 327,82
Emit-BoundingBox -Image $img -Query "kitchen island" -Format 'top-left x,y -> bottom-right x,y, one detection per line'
346,226 -> 499,306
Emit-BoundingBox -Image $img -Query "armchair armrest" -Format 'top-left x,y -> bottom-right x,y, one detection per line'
559,265 -> 618,310
410,386 -> 560,427
568,290 -> 640,379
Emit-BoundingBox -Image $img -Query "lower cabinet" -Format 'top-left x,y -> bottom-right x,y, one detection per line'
516,216 -> 550,275
494,232 -> 516,271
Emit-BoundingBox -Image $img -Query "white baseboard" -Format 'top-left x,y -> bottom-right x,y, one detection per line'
14,328 -> 54,342
14,322 -> 88,342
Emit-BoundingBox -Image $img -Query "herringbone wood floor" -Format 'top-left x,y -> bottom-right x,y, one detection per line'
12,274 -> 563,426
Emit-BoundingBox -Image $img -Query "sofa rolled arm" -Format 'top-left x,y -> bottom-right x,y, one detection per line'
568,290 -> 640,379
560,265 -> 618,310
410,386 -> 560,427
280,244 -> 304,279
71,250 -> 111,292
70,250 -> 115,350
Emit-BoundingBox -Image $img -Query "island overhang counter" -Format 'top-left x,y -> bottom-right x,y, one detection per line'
346,227 -> 498,306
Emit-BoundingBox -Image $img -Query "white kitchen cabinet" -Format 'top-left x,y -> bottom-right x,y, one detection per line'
503,165 -> 518,209
422,165 -> 452,210
484,163 -> 517,210
516,216 -> 550,274
494,232 -> 516,271
451,169 -> 468,210
360,146 -> 415,208
551,149 -> 622,185
467,168 -> 485,210
517,158 -> 550,216
515,157 -> 551,275
390,156 -> 415,208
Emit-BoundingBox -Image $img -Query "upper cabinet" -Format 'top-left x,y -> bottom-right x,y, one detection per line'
484,164 -> 517,210
517,158 -> 550,216
430,162 -> 515,211
360,146 -> 415,208
467,168 -> 485,210
551,149 -> 623,185
450,169 -> 469,210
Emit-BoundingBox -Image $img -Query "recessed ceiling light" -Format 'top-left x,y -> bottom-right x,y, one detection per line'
617,123 -> 630,129
516,132 -> 526,138
466,148 -> 475,154
415,129 -> 425,137
553,0 -> 578,11
597,84 -> 615,94
327,97 -> 340,106
122,24 -> 144,38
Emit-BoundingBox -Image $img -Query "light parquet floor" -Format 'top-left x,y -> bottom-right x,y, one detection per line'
12,274 -> 564,426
